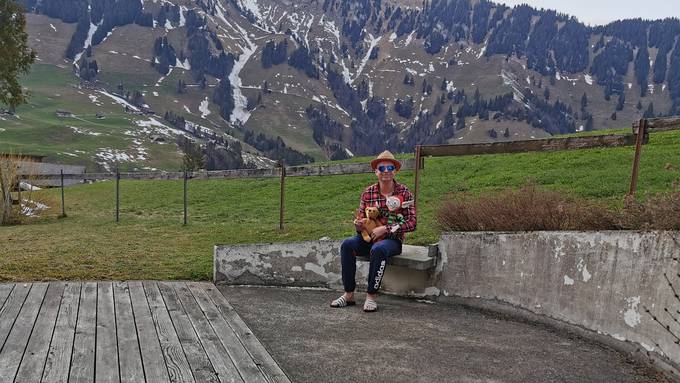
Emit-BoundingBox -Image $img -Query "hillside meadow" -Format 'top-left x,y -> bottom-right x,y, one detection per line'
1,129 -> 679,281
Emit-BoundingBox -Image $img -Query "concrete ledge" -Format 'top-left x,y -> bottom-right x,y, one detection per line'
356,244 -> 437,270
436,231 -> 680,378
214,240 -> 438,295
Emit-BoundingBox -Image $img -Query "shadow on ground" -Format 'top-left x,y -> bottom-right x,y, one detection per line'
218,285 -> 664,383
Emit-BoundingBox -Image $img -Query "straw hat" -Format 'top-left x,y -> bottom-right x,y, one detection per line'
370,150 -> 401,171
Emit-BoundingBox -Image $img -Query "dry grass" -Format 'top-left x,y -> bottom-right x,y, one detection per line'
620,184 -> 680,230
0,155 -> 55,225
437,183 -> 680,232
435,185 -> 619,231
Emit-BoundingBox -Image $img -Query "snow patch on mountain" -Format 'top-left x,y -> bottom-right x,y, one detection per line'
352,34 -> 382,83
199,97 -> 211,118
73,21 -> 100,66
226,20 -> 257,124
238,0 -> 262,20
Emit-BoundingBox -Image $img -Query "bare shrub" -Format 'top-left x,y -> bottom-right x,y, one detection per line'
0,156 -> 19,224
0,155 -> 53,225
436,185 -> 619,232
620,184 -> 680,230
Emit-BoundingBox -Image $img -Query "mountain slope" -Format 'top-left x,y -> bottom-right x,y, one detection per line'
3,0 -> 678,170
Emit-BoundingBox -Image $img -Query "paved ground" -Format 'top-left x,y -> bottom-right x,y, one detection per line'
218,285 -> 665,383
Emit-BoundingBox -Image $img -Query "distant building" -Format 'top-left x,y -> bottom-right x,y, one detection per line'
55,109 -> 74,117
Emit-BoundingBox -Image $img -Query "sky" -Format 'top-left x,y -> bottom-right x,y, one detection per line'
498,0 -> 680,26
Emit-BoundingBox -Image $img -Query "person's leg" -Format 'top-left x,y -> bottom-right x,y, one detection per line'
364,239 -> 402,312
331,235 -> 370,307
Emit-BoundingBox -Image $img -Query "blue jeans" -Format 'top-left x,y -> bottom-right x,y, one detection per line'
340,235 -> 402,294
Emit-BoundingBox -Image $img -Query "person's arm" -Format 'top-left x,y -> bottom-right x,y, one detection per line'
357,190 -> 367,220
354,189 -> 368,233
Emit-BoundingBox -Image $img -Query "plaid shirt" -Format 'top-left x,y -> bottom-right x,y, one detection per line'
357,180 -> 417,242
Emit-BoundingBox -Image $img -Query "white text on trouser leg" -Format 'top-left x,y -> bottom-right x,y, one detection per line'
374,260 -> 386,290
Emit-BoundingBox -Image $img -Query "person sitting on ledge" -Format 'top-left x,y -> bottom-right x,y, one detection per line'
330,150 -> 417,312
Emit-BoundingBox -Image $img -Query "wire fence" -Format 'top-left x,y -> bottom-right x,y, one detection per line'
16,116 -> 680,228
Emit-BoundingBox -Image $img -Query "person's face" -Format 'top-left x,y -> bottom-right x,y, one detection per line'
374,161 -> 397,181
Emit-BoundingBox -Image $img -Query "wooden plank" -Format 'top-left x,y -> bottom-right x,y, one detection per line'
0,283 -> 48,382
419,134 -> 638,157
143,281 -> 195,383
31,158 -> 417,182
69,282 -> 97,383
42,282 -> 81,383
113,282 -> 145,383
0,283 -> 30,352
14,282 -> 65,383
186,283 -> 267,383
158,282 -> 219,383
0,284 -> 14,311
173,283 -> 244,383
644,116 -> 680,132
203,284 -> 291,383
128,281 -> 170,383
95,282 -> 120,383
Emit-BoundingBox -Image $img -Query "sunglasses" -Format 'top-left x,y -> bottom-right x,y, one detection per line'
377,165 -> 396,173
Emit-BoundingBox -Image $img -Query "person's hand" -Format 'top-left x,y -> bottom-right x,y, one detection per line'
354,218 -> 366,232
370,225 -> 389,242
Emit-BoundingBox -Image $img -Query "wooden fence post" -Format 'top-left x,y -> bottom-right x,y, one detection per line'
115,168 -> 120,222
17,178 -> 21,214
183,171 -> 188,225
59,169 -> 66,218
414,145 -> 422,209
279,160 -> 285,231
629,119 -> 647,197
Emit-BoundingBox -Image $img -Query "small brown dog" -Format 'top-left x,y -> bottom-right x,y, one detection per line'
358,206 -> 383,242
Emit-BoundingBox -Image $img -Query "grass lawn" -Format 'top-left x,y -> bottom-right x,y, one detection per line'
1,129 -> 679,282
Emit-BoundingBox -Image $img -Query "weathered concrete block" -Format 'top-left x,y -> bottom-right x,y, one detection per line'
214,240 -> 437,294
436,231 -> 680,372
214,240 -> 368,289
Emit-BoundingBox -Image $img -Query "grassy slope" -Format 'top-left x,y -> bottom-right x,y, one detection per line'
1,129 -> 679,282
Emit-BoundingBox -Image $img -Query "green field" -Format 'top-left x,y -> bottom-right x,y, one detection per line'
1,129 -> 679,282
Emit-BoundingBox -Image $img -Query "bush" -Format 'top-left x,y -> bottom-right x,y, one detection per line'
436,184 -> 680,231
620,184 -> 680,230
0,155 -> 55,225
435,185 -> 618,231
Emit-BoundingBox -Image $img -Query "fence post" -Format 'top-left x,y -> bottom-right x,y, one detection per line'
115,168 -> 120,222
183,171 -> 188,225
17,178 -> 21,214
628,119 -> 647,197
60,169 -> 66,218
414,145 -> 422,209
279,160 -> 285,231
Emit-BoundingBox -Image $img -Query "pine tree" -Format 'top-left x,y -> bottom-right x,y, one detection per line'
503,128 -> 510,137
580,92 -> 588,111
634,45 -> 650,97
616,93 -> 625,111
643,102 -> 655,118
444,106 -> 454,130
584,115 -> 594,131
611,111 -> 617,120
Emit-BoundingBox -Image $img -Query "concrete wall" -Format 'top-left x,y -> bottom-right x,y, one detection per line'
214,240 -> 369,289
436,231 -> 680,372
213,231 -> 680,375
213,240 -> 433,295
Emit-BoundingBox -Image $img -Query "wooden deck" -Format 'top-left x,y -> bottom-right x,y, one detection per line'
0,281 -> 290,383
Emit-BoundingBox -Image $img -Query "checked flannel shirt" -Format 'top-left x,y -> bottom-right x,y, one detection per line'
357,180 -> 417,242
